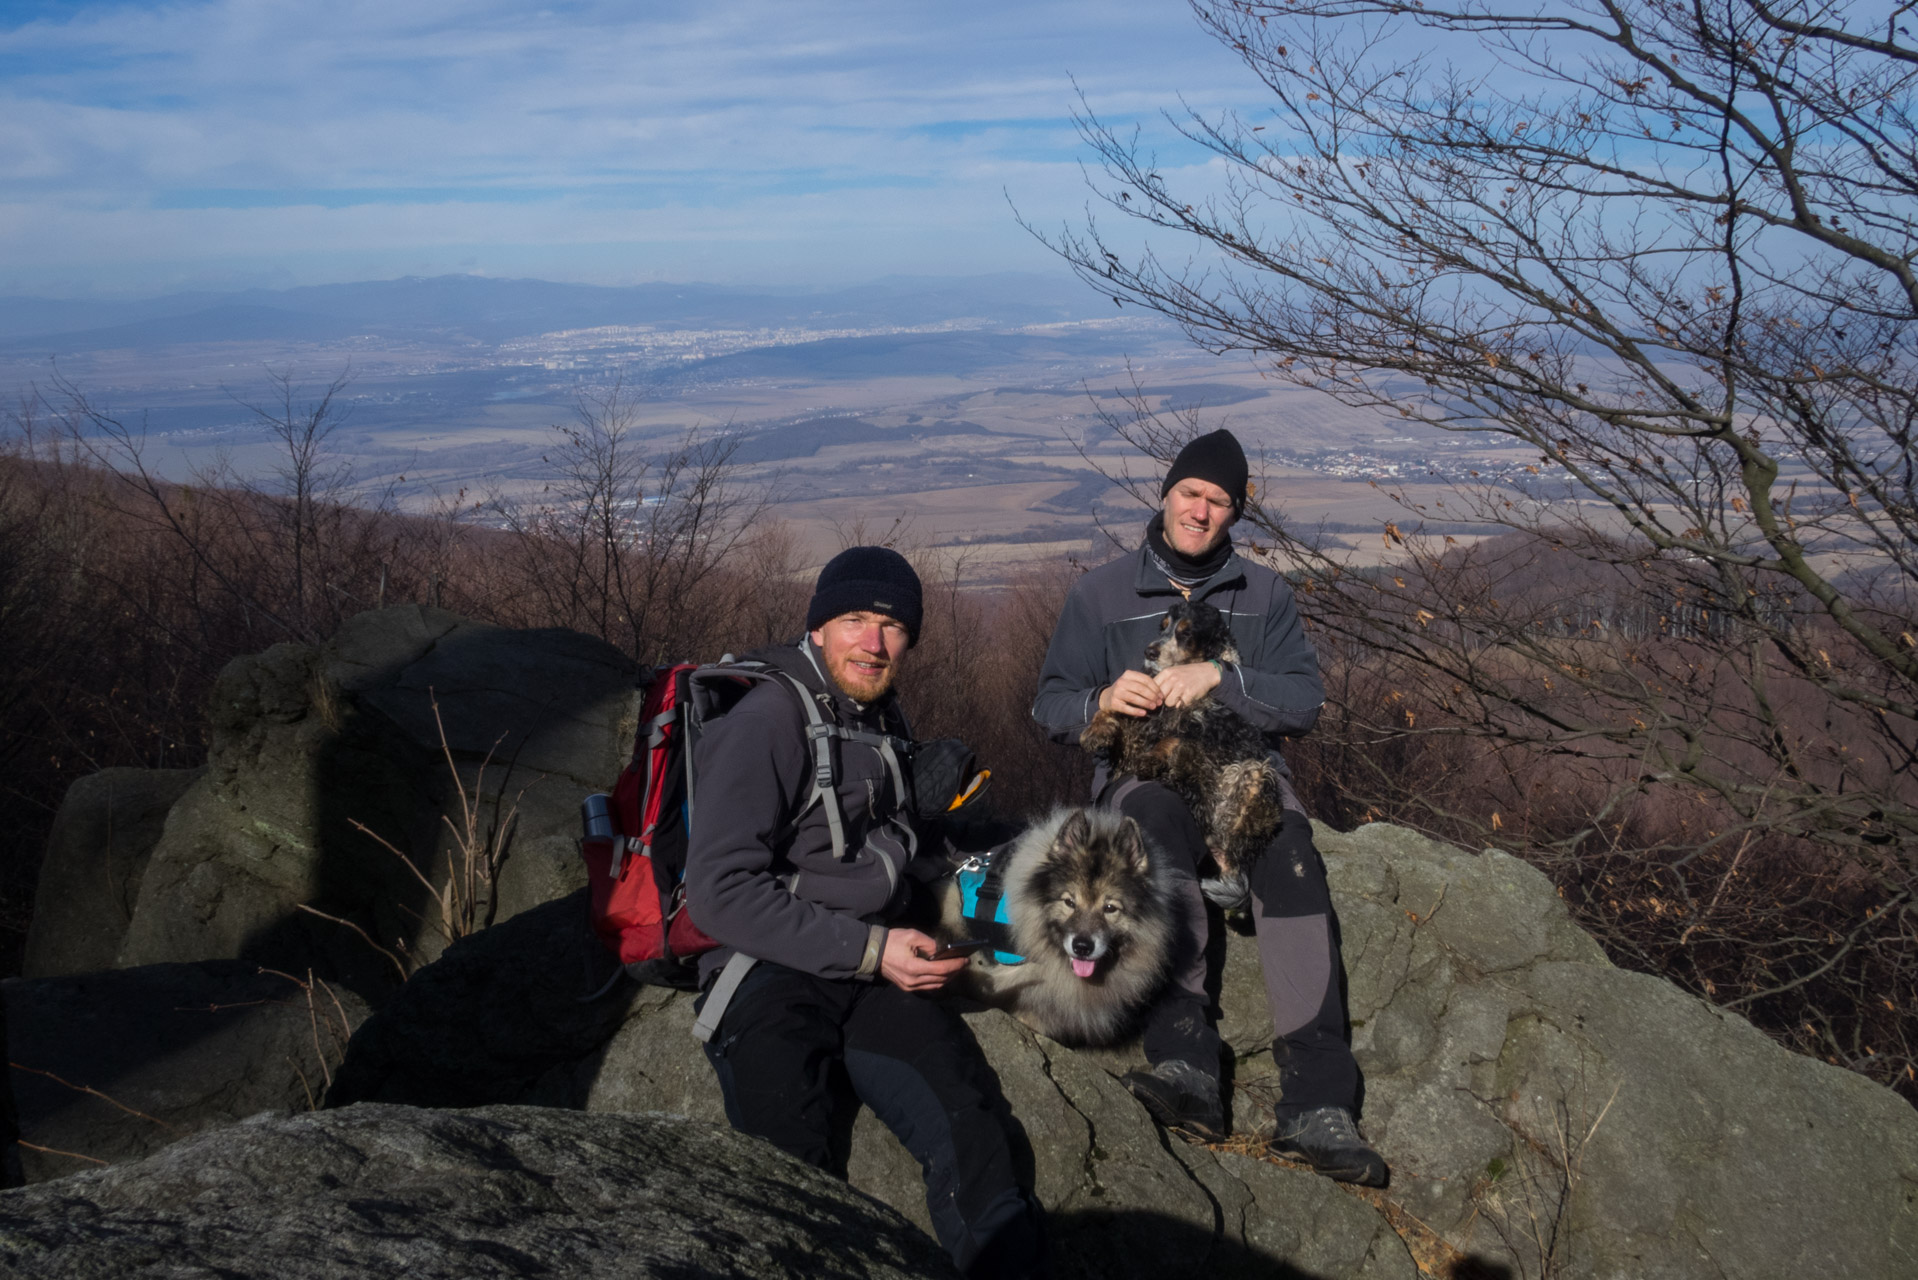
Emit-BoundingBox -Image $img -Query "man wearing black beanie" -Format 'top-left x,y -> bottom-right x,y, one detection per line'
1032,429 -> 1387,1187
1161,427 -> 1250,516
802,545 -> 924,700
686,547 -> 1046,1277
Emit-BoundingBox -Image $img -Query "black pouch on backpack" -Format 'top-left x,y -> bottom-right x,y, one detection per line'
910,738 -> 990,821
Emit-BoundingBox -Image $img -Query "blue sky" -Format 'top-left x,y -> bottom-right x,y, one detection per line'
0,0 -> 1248,296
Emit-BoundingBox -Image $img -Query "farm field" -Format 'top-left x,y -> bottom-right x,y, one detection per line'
0,276 -> 1563,580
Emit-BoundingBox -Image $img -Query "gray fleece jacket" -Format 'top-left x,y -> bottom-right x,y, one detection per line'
1031,537 -> 1325,811
684,639 -> 921,984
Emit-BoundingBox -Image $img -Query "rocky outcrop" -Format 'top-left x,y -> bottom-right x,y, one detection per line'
0,1104 -> 955,1280
1290,823 -> 1918,1280
109,606 -> 641,998
4,961 -> 370,1184
324,824 -> 1918,1280
30,612 -> 1918,1276
23,766 -> 203,977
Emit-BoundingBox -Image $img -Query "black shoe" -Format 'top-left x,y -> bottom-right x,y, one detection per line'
1268,1107 -> 1387,1186
1122,1060 -> 1224,1139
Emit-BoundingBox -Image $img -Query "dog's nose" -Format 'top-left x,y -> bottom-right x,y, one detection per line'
1070,935 -> 1096,958
1144,643 -> 1161,662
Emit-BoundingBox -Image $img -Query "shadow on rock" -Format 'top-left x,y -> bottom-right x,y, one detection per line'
1046,1208 -> 1315,1279
112,606 -> 643,1008
5,961 -> 371,1183
326,890 -> 637,1108
10,609 -> 644,1179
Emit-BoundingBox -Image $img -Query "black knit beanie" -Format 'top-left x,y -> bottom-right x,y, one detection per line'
1160,428 -> 1250,515
806,546 -> 924,646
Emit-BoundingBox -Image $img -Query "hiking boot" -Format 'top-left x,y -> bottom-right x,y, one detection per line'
1268,1107 -> 1388,1186
1122,1060 -> 1224,1139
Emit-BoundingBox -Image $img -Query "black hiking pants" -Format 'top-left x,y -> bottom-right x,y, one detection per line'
699,962 -> 1046,1279
1114,781 -> 1360,1119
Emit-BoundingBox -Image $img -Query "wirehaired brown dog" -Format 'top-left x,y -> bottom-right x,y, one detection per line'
1079,599 -> 1284,881
938,807 -> 1175,1045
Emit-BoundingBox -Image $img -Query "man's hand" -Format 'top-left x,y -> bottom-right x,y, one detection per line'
1155,661 -> 1222,709
879,928 -> 967,991
1099,670 -> 1164,717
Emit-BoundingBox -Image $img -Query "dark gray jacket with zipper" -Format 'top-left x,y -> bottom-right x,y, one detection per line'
1031,540 -> 1325,812
684,638 -> 920,984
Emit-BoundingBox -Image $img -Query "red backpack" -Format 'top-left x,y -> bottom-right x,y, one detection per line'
579,656 -> 889,991
579,661 -> 711,990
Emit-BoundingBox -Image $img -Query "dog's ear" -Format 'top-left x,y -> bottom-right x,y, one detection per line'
1114,817 -> 1151,876
1056,808 -> 1093,852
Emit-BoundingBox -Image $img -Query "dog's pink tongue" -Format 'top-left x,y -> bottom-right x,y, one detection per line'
1071,957 -> 1097,979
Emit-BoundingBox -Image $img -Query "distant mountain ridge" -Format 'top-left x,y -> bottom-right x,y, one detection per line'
0,272 -> 1108,351
1,305 -> 377,353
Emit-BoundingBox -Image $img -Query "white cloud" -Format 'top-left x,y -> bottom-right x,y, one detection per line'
0,0 -> 1257,291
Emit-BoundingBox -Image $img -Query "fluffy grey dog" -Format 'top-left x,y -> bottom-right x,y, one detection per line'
938,807 -> 1175,1046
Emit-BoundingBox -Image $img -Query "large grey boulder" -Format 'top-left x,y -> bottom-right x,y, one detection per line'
331,822 -> 1918,1279
1302,823 -> 1918,1280
0,1104 -> 955,1279
110,606 -> 641,999
4,961 -> 370,1184
23,766 -> 203,977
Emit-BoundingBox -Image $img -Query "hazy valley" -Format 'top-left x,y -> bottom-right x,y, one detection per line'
2,273 -> 1553,580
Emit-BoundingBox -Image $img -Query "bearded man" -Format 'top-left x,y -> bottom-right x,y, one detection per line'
686,546 -> 1047,1278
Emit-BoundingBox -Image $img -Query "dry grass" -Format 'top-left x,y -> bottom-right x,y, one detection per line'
1197,1128 -> 1490,1278
257,966 -> 358,1110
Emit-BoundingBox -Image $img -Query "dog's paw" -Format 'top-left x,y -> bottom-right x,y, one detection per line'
1201,871 -> 1251,911
1080,711 -> 1121,756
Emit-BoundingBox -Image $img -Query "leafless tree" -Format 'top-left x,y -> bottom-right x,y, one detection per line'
42,367 -> 396,645
237,370 -> 358,631
1039,0 -> 1917,1094
492,376 -> 773,663
0,401 -> 88,782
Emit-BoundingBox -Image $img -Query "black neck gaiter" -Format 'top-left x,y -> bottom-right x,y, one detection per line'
1144,512 -> 1232,586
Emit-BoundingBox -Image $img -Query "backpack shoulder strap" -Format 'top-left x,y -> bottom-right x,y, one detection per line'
687,656 -> 913,864
691,951 -> 758,1043
685,660 -> 856,862
831,725 -> 917,858
790,635 -> 920,852
771,670 -> 857,862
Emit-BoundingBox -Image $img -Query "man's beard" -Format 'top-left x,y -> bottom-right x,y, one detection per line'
829,655 -> 895,703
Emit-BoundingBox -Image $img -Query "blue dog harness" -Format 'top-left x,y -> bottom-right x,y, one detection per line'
956,849 -> 1025,966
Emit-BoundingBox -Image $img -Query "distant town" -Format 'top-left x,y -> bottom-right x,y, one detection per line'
1,274 -> 1586,575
